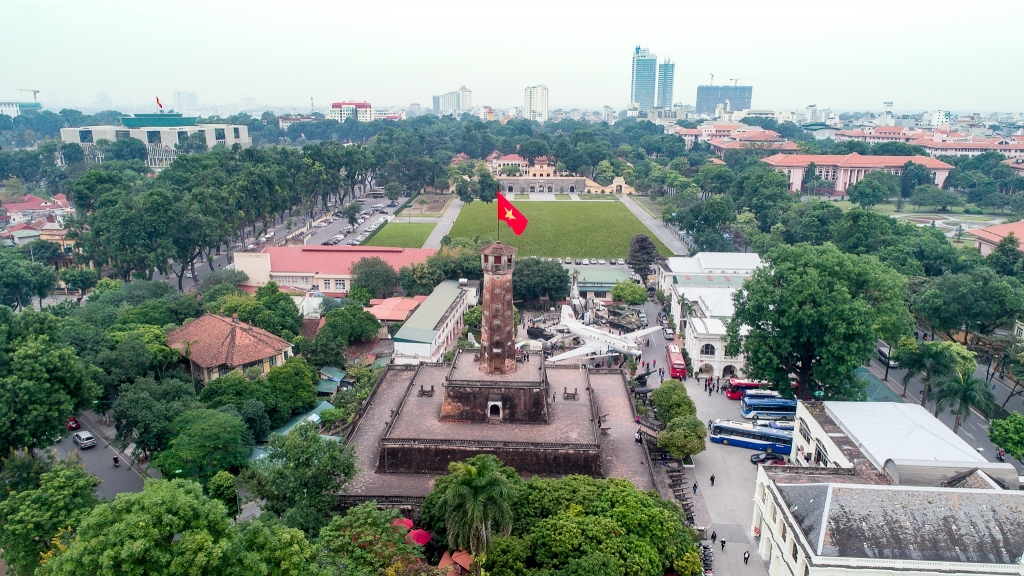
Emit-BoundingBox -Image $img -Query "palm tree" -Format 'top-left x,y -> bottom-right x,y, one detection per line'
932,372 -> 997,433
894,340 -> 958,403
439,455 -> 514,556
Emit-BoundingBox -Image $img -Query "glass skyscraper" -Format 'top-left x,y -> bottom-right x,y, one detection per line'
630,46 -> 657,112
657,59 -> 675,109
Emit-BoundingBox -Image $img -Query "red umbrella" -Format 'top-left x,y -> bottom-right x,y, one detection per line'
407,529 -> 431,546
392,518 -> 413,530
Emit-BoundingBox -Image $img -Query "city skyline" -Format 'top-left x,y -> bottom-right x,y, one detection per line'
2,0 -> 1023,114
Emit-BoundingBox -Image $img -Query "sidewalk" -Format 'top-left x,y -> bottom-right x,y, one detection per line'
422,198 -> 464,248
618,195 -> 689,256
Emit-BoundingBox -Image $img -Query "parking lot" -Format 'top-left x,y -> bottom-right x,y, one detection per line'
309,198 -> 401,246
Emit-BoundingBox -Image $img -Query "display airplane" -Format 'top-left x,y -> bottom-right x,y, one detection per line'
546,305 -> 663,362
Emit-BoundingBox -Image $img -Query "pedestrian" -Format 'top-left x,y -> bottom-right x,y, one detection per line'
710,474 -> 716,486
708,419 -> 713,430
704,381 -> 708,391
636,415 -> 640,424
710,530 -> 717,543
653,359 -> 657,368
721,539 -> 726,551
744,551 -> 750,564
708,387 -> 713,397
716,376 -> 720,386
692,482 -> 698,494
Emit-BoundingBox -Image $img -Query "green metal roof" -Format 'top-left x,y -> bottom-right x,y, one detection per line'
316,379 -> 340,394
576,268 -> 628,291
393,281 -> 463,344
119,113 -> 198,128
318,366 -> 347,381
669,273 -> 751,287
273,401 -> 334,436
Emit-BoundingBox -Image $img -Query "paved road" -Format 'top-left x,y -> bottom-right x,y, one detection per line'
618,195 -> 689,256
422,198 -> 465,248
52,418 -> 145,500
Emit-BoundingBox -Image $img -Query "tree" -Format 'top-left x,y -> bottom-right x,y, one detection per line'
59,142 -> 85,165
512,258 -> 570,304
207,470 -> 238,509
594,160 -> 615,186
900,161 -> 934,197
846,170 -> 898,208
107,137 -> 149,162
891,338 -> 972,402
518,139 -> 550,166
649,379 -> 696,423
0,251 -> 58,311
726,243 -> 912,399
657,415 -> 707,459
265,356 -> 318,426
437,454 -> 514,555
316,502 -> 425,576
986,232 -> 1024,278
611,280 -> 647,305
242,422 -> 357,536
932,371 -> 996,433
174,132 -> 208,155
0,458 -> 98,576
153,409 -> 253,483
351,256 -> 399,298
341,202 -> 361,226
914,267 -> 1024,342
384,181 -> 402,201
626,234 -> 660,282
990,412 -> 1024,461
499,165 -> 521,176
114,377 -> 201,459
38,479 -> 232,575
909,184 -> 964,211
0,334 -> 98,454
60,267 -> 99,304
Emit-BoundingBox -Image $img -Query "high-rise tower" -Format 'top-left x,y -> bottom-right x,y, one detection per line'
479,242 -> 518,375
657,58 -> 675,109
524,85 -> 549,122
630,46 -> 657,112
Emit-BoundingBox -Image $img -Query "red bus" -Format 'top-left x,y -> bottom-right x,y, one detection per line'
725,379 -> 769,400
666,345 -> 687,379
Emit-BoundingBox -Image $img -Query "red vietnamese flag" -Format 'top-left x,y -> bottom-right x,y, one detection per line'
155,96 -> 163,109
497,193 -> 528,236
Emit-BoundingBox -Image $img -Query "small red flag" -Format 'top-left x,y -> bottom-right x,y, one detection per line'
156,96 -> 163,109
497,193 -> 528,236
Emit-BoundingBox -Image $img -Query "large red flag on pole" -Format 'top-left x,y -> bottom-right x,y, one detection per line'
497,193 -> 528,236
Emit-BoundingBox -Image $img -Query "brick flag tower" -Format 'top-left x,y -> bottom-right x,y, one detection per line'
479,242 -> 518,374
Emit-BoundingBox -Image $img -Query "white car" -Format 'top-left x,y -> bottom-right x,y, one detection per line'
314,222 -> 328,228
598,259 -> 606,265
72,431 -> 96,449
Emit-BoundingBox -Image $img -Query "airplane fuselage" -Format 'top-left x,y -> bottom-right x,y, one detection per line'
564,320 -> 642,357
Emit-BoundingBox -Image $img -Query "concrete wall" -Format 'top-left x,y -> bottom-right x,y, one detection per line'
440,385 -> 549,423
378,442 -> 602,476
233,252 -> 272,285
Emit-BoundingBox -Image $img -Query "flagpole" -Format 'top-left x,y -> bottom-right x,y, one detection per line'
496,194 -> 500,243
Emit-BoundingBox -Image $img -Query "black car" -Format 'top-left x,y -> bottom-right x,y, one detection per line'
750,452 -> 787,465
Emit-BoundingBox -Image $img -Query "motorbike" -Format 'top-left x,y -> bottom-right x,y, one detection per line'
113,456 -> 120,468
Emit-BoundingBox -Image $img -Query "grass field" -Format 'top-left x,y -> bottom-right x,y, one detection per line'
365,223 -> 436,248
578,194 -> 618,200
555,194 -> 571,200
827,199 -> 1004,219
449,200 -> 671,258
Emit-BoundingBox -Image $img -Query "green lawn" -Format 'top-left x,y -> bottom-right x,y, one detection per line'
554,194 -> 571,200
365,223 -> 436,248
825,199 -> 1004,219
578,194 -> 618,200
449,200 -> 671,258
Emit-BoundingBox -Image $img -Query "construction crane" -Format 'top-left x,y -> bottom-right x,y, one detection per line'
728,78 -> 757,86
709,73 -> 714,85
17,88 -> 40,101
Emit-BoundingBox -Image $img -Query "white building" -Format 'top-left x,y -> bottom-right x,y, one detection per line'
524,85 -> 549,123
328,102 -> 373,123
393,280 -> 479,364
659,252 -> 761,379
0,101 -> 41,118
435,86 -> 472,115
750,400 -> 1023,576
59,114 -> 251,170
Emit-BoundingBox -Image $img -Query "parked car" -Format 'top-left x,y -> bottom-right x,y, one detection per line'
72,431 -> 96,449
751,452 -> 787,465
555,258 -> 562,264
387,201 -> 399,207
581,259 -> 589,265
663,328 -> 674,340
589,258 -> 597,265
314,222 -> 328,228
66,416 -> 80,430
597,259 -> 606,265
565,256 -> 572,263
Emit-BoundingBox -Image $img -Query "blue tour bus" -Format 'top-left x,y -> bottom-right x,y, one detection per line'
740,397 -> 798,420
709,419 -> 793,453
743,389 -> 782,400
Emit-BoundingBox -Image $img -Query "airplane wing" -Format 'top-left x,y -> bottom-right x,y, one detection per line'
547,345 -> 599,363
621,326 -> 664,341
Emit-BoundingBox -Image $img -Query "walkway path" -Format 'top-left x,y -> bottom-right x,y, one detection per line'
568,193 -> 581,200
588,372 -> 654,491
618,195 -> 689,256
422,198 -> 465,248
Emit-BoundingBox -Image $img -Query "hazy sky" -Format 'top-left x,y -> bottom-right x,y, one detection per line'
3,0 -> 1021,115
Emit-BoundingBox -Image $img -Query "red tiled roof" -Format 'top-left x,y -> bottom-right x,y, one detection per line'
365,295 -> 426,322
972,222 -> 1024,249
763,153 -> 952,170
497,154 -> 525,163
165,314 -> 292,370
261,246 -> 437,276
331,102 -> 371,109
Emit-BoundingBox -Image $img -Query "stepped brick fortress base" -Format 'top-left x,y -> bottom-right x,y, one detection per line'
341,242 -> 653,503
